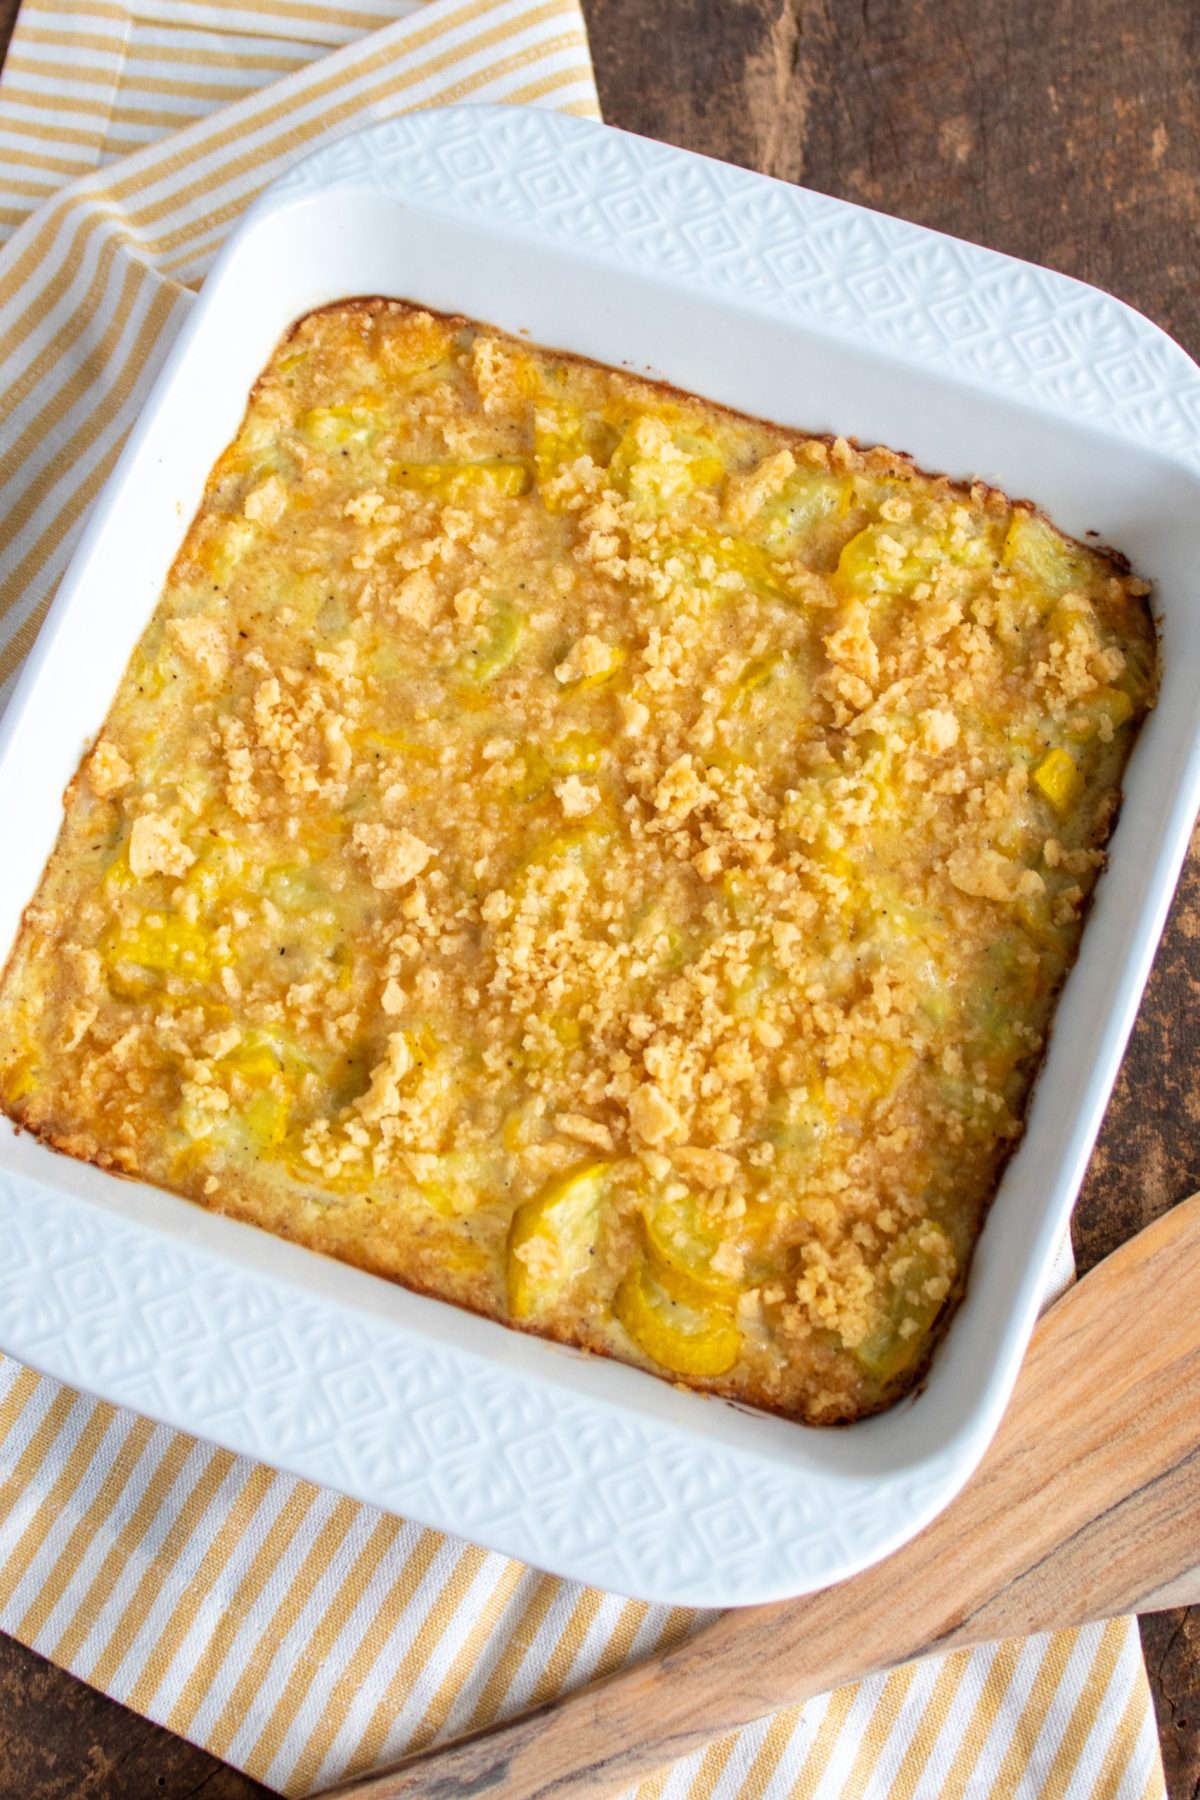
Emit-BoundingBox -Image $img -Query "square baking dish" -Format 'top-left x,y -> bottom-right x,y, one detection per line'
2,105 -> 1199,1609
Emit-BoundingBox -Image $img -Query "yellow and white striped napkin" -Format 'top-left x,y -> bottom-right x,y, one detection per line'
0,3 -> 1169,1793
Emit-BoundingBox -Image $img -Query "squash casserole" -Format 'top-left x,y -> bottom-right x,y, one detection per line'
0,300 -> 1156,1424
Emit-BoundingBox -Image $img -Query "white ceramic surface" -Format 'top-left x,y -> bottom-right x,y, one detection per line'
1,106 -> 1198,1608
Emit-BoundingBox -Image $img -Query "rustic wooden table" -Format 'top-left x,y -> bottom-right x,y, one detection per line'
0,0 -> 1197,1794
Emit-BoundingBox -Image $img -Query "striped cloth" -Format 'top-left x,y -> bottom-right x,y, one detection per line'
0,3 -> 1168,1794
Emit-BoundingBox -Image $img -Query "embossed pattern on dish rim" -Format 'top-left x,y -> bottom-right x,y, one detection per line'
1,106 -> 1198,1607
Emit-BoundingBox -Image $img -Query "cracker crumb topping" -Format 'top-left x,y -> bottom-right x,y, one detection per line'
0,299 -> 1155,1426
87,739 -> 132,797
352,824 -> 433,890
128,811 -> 195,879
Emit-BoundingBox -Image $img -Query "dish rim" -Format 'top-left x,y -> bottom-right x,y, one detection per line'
1,103 -> 1198,1607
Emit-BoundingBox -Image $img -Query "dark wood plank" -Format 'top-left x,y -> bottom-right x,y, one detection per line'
2,0 -> 1200,1794
0,1634 -> 269,1798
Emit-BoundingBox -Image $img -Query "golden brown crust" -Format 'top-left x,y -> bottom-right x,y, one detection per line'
0,298 -> 1157,1425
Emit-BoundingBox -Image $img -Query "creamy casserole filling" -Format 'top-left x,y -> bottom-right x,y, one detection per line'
0,300 -> 1156,1422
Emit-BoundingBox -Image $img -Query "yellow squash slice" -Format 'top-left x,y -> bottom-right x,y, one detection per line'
392,458 -> 531,500
1032,747 -> 1082,814
853,1223 -> 956,1384
1002,511 -> 1095,600
458,599 -> 526,686
640,1193 -> 740,1307
506,1160 -> 610,1320
615,1257 -> 741,1378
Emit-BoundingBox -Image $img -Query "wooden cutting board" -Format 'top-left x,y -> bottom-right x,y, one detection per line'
319,1190 -> 1200,1800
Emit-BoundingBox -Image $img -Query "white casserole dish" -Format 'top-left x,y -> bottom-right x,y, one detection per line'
1,105 -> 1199,1609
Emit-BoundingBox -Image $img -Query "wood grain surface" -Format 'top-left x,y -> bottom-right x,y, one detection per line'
314,1194 -> 1200,1800
0,0 -> 1198,1795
